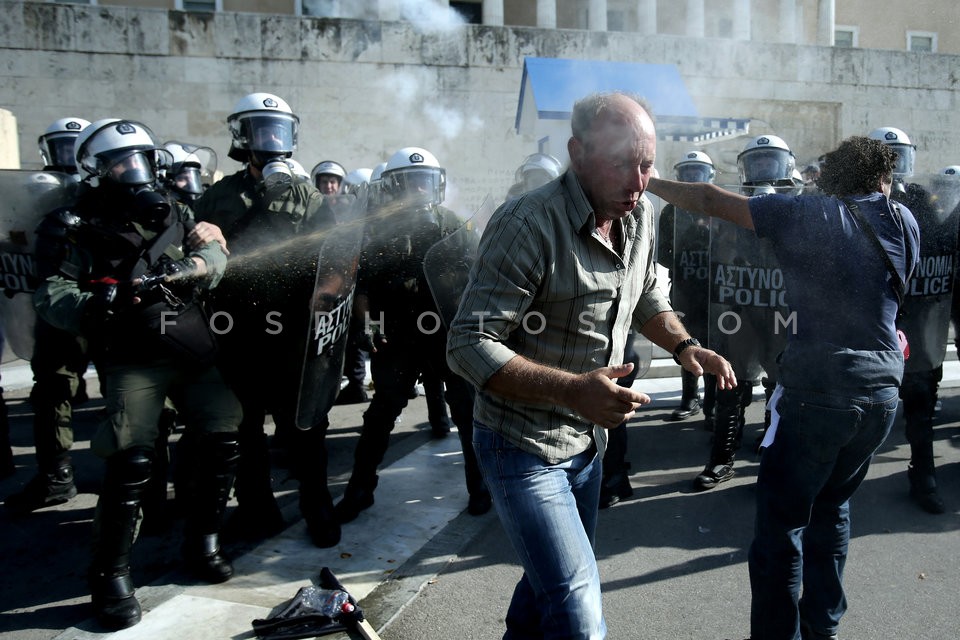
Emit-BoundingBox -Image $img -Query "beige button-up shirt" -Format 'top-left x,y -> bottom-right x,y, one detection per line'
448,170 -> 671,463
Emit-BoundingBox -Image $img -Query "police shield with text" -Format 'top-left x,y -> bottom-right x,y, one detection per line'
870,126 -> 959,514
3,117 -> 89,514
658,150 -> 715,423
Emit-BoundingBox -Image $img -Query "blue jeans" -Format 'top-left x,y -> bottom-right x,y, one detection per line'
473,424 -> 606,640
748,385 -> 898,640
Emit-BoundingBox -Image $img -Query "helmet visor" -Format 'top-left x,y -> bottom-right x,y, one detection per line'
389,167 -> 445,204
173,163 -> 204,196
102,149 -> 158,186
41,135 -> 78,171
890,143 -> 916,178
676,163 -> 713,183
740,149 -> 793,183
234,113 -> 298,156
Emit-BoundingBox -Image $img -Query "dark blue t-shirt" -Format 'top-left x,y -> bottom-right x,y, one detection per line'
749,192 -> 920,351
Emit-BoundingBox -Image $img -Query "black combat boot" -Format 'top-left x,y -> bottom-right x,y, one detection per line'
300,479 -> 341,548
694,388 -> 740,490
907,439 -> 944,514
424,376 -> 452,438
0,388 -> 14,479
222,430 -> 285,542
701,373 -> 717,432
183,433 -> 239,583
89,448 -> 153,630
671,369 -> 703,421
334,477 -> 378,524
5,455 -> 78,513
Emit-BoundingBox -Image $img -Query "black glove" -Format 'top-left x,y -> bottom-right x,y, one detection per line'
162,257 -> 200,280
80,278 -> 135,334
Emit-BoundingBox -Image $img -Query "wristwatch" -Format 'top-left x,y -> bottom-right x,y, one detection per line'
673,338 -> 701,364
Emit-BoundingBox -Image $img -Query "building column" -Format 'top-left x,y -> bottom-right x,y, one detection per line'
817,0 -> 835,45
589,0 -> 607,31
732,0 -> 751,40
483,0 -> 504,26
379,0 -> 400,21
686,0 -> 704,37
635,0 -> 656,35
779,0 -> 798,43
536,0 -> 556,29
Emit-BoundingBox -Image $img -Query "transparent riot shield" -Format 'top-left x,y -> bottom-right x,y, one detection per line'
423,195 -> 652,378
295,188 -> 367,429
670,204 -> 712,344
0,170 -> 77,362
708,186 -> 790,385
422,195 -> 496,329
894,173 -> 960,373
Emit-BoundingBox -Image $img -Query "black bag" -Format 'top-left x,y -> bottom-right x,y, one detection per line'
144,300 -> 219,367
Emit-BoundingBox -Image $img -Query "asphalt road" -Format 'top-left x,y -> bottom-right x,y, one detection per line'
1,363 -> 959,640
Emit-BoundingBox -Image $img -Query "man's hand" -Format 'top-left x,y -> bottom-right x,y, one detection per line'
188,221 -> 229,255
679,347 -> 737,390
566,363 -> 651,430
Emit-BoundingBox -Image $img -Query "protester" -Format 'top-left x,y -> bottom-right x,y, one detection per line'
448,91 -> 736,638
646,135 -> 919,640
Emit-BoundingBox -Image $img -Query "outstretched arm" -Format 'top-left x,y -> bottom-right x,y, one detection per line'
647,178 -> 755,231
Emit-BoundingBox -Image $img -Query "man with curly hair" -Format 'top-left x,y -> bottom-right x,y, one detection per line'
647,136 -> 920,640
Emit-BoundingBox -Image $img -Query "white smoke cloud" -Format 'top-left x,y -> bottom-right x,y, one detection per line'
399,0 -> 468,32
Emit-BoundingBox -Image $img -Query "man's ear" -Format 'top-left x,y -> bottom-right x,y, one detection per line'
567,136 -> 582,170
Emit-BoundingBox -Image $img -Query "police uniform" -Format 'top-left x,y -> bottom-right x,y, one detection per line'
34,182 -> 242,630
334,201 -> 490,522
193,168 -> 342,546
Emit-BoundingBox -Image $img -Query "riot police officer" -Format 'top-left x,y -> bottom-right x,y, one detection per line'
871,126 -> 956,514
693,135 -> 794,490
33,118 -> 241,630
6,117 -> 92,513
161,140 -> 217,205
192,92 -> 343,547
333,146 -> 491,523
311,160 -> 347,196
504,152 -> 563,200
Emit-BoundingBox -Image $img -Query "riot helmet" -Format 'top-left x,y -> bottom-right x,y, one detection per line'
514,153 -> 562,193
673,150 -> 716,184
227,92 -> 299,166
161,140 -> 217,201
75,119 -> 170,189
38,117 -> 91,173
311,160 -> 347,194
285,159 -> 310,181
381,147 -> 446,207
868,127 -> 915,180
737,135 -> 795,185
932,165 -> 960,215
341,168 -> 372,195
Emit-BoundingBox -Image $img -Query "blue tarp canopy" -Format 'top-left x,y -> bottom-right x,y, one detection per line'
516,57 -> 699,131
516,57 -> 750,143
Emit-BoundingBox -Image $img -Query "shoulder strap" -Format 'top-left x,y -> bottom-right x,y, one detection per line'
842,197 -> 909,308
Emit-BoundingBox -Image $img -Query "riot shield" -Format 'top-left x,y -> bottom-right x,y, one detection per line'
423,195 -> 652,378
894,174 -> 960,372
295,189 -> 367,429
422,195 -> 496,329
670,204 -> 712,343
708,186 -> 790,384
0,170 -> 77,362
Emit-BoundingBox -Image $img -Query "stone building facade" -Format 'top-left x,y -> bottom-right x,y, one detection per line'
1,0 -> 958,212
